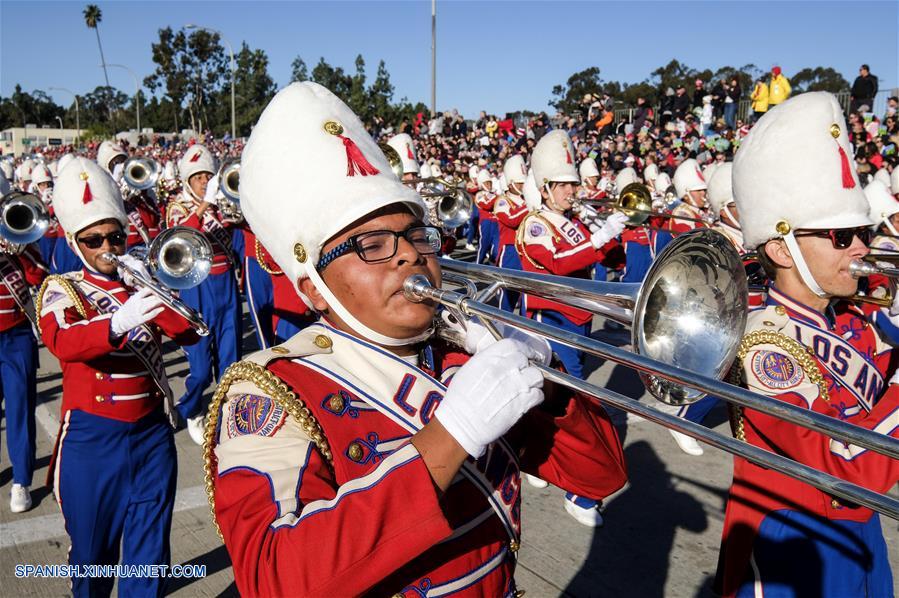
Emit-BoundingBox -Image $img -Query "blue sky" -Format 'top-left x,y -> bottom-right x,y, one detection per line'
1,1 -> 897,117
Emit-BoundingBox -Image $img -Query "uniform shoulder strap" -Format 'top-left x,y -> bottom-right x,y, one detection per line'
35,274 -> 87,332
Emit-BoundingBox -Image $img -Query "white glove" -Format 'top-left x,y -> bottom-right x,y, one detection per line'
590,211 -> 629,249
110,287 -> 165,337
435,339 -> 545,457
203,173 -> 220,205
112,162 -> 124,184
117,254 -> 151,288
889,290 -> 899,318
440,311 -> 552,365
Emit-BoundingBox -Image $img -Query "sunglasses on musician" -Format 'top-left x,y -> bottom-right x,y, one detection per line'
76,231 -> 128,249
793,227 -> 872,249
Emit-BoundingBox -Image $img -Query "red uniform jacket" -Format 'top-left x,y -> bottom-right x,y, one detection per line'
493,192 -> 528,247
124,193 -> 162,248
475,190 -> 498,222
0,246 -> 47,332
166,193 -> 233,276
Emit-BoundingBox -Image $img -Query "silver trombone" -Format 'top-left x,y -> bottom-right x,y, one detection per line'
216,159 -> 243,223
0,192 -> 50,245
100,227 -> 213,336
122,157 -> 160,193
403,229 -> 899,520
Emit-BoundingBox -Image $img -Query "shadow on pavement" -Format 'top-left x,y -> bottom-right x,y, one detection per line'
165,544 -> 234,594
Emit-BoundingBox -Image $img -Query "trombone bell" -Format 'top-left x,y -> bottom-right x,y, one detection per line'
616,183 -> 654,226
147,227 -> 214,290
123,157 -> 159,191
0,192 -> 50,245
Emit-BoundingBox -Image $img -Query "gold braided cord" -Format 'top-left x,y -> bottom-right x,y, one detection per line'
34,275 -> 87,335
254,238 -> 284,276
203,360 -> 333,541
727,329 -> 830,442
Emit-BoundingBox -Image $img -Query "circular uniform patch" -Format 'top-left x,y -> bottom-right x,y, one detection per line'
227,394 -> 286,439
528,222 -> 547,237
751,351 -> 803,390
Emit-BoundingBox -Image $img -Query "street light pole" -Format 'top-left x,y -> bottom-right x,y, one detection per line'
106,63 -> 141,133
431,0 -> 437,117
185,24 -> 236,140
55,116 -> 63,129
49,87 -> 81,147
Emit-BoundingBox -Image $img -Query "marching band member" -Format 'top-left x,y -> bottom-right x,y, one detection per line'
475,169 -> 500,264
667,158 -> 709,234
0,192 -> 47,513
38,159 -> 198,596
516,129 -> 628,526
862,179 -> 899,343
207,82 -> 627,596
166,144 -> 241,445
96,140 -> 127,180
31,163 -> 58,264
707,163 -> 744,253
15,159 -> 34,193
718,92 -> 899,597
577,157 -> 604,199
386,133 -> 419,184
493,154 -> 529,312
463,165 -> 480,251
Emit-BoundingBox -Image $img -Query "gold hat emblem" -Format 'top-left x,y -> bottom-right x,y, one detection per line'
323,120 -> 344,136
294,243 -> 307,263
79,171 -> 89,181
829,123 -> 840,139
775,220 -> 791,235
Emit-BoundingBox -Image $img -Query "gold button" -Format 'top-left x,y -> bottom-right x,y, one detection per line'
323,120 -> 344,136
95,372 -> 104,380
293,243 -> 307,263
95,395 -> 105,403
830,123 -> 841,139
328,394 -> 345,412
775,220 -> 791,235
514,591 -> 526,597
763,321 -> 775,327
831,499 -> 841,509
313,335 -> 332,349
509,540 -> 520,552
271,346 -> 289,355
775,306 -> 786,316
347,442 -> 364,462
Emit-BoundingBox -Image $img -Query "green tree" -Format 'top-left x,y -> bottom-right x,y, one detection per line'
291,56 -> 309,82
311,57 -> 352,99
229,42 -> 277,136
549,66 -> 606,115
791,67 -> 850,93
367,60 -> 395,121
0,86 -> 65,129
83,5 -> 110,90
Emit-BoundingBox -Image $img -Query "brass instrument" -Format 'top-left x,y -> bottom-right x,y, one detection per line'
122,157 -> 160,193
216,159 -> 243,222
379,143 -> 404,179
0,192 -> 50,245
403,229 -> 899,520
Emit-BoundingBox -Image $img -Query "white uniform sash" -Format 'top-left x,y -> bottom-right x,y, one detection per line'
124,202 -> 151,245
295,323 -> 521,542
787,317 -> 884,412
75,276 -> 178,427
0,253 -> 36,327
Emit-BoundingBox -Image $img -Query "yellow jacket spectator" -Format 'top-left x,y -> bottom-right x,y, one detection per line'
768,66 -> 791,106
751,79 -> 769,114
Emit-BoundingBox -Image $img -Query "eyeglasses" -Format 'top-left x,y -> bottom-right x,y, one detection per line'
794,227 -> 872,249
76,231 -> 128,249
316,225 -> 442,271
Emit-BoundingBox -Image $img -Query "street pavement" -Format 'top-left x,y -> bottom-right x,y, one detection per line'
2,303 -> 898,597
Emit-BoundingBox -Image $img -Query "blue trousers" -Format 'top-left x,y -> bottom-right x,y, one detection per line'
58,410 -> 176,597
465,206 -> 479,245
0,322 -> 37,486
497,244 -> 523,313
245,257 -> 274,350
38,236 -> 57,266
532,309 -> 589,380
176,271 -> 241,419
737,510 -> 892,598
477,219 -> 499,264
622,241 -> 653,283
654,230 -> 675,256
52,239 -> 82,274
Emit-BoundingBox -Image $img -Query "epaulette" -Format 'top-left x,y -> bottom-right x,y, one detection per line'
35,273 -> 87,332
165,200 -> 189,223
745,303 -> 790,334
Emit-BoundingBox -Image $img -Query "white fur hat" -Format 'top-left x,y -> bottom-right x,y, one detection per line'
97,140 -> 126,173
673,158 -> 707,198
702,162 -> 719,183
241,82 -> 424,345
865,180 -> 899,226
615,167 -> 639,191
476,169 -> 493,188
419,161 -> 432,179
873,168 -> 891,189
163,160 -> 178,182
523,168 -> 542,210
57,153 -> 76,175
0,161 -> 12,181
31,163 -> 52,186
48,161 -> 59,178
655,172 -> 672,193
386,133 -> 419,176
16,159 -> 34,183
503,154 -> 527,185
468,165 -> 479,180
644,162 -> 659,183
734,92 -> 871,249
578,157 -> 600,180
706,162 -> 734,214
532,130 -> 578,185
891,167 -> 899,195
178,144 -> 216,183
53,157 -> 127,237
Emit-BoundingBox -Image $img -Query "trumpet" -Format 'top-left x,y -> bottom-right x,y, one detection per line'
216,159 -> 243,223
403,228 -> 899,520
0,191 -> 50,245
100,227 -> 213,336
122,157 -> 160,193
572,182 -> 654,227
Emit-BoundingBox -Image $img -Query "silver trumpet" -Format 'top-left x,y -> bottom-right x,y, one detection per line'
0,191 -> 50,245
403,228 -> 899,521
100,227 -> 213,336
216,159 -> 243,222
122,157 -> 160,193
422,182 -> 473,229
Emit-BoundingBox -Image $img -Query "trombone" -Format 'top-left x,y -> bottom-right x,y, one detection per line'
403,229 -> 899,520
122,157 -> 160,194
576,182 -> 709,229
216,159 -> 243,223
100,227 -> 213,336
0,192 -> 50,245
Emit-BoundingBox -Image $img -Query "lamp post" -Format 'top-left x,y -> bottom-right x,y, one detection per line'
185,24 -> 236,140
106,63 -> 141,133
49,86 -> 80,147
55,116 -> 63,129
431,0 -> 437,117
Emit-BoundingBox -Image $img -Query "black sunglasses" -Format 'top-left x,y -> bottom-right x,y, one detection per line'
793,227 -> 872,249
76,231 -> 128,249
316,225 -> 442,271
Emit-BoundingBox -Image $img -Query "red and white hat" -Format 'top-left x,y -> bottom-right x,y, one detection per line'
523,168 -> 542,210
873,168 -> 891,189
615,167 -> 640,192
578,157 -> 600,180
178,144 -> 216,185
643,163 -> 660,184
97,141 -> 126,174
672,158 -> 707,199
891,168 -> 899,196
503,154 -> 528,185
386,133 -> 419,176
865,180 -> 899,234
31,163 -> 53,186
240,82 -> 425,346
532,130 -> 578,186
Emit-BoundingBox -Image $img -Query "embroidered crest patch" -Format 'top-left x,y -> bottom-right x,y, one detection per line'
42,289 -> 65,307
528,222 -> 546,237
751,351 -> 803,390
227,394 -> 286,439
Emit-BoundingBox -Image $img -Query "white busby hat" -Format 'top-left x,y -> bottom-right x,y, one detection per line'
476,169 -> 493,188
672,158 -> 707,199
865,180 -> 899,232
241,82 -> 425,346
523,168 -> 542,210
386,133 -> 419,176
873,168 -> 891,189
532,130 -> 578,186
16,159 -> 34,183
891,167 -> 899,195
57,153 -> 76,176
0,161 -> 12,181
578,157 -> 600,180
655,172 -> 672,194
503,154 -> 528,185
178,144 -> 216,185
706,162 -> 734,214
31,163 -> 52,186
644,162 -> 660,183
54,157 -> 127,238
163,160 -> 178,182
734,92 -> 870,250
702,162 -> 720,183
419,161 -> 432,179
615,167 -> 640,192
97,141 -> 126,174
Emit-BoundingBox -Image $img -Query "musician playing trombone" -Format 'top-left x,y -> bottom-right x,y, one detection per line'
206,82 -> 627,596
717,92 -> 899,597
37,158 -> 199,597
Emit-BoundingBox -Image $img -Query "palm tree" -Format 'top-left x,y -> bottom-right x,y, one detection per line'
83,5 -> 110,89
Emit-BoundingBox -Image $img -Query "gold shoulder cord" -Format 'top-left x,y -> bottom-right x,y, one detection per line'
727,329 -> 830,441
254,238 -> 283,276
203,360 -> 333,541
515,212 -> 562,271
34,275 -> 87,334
